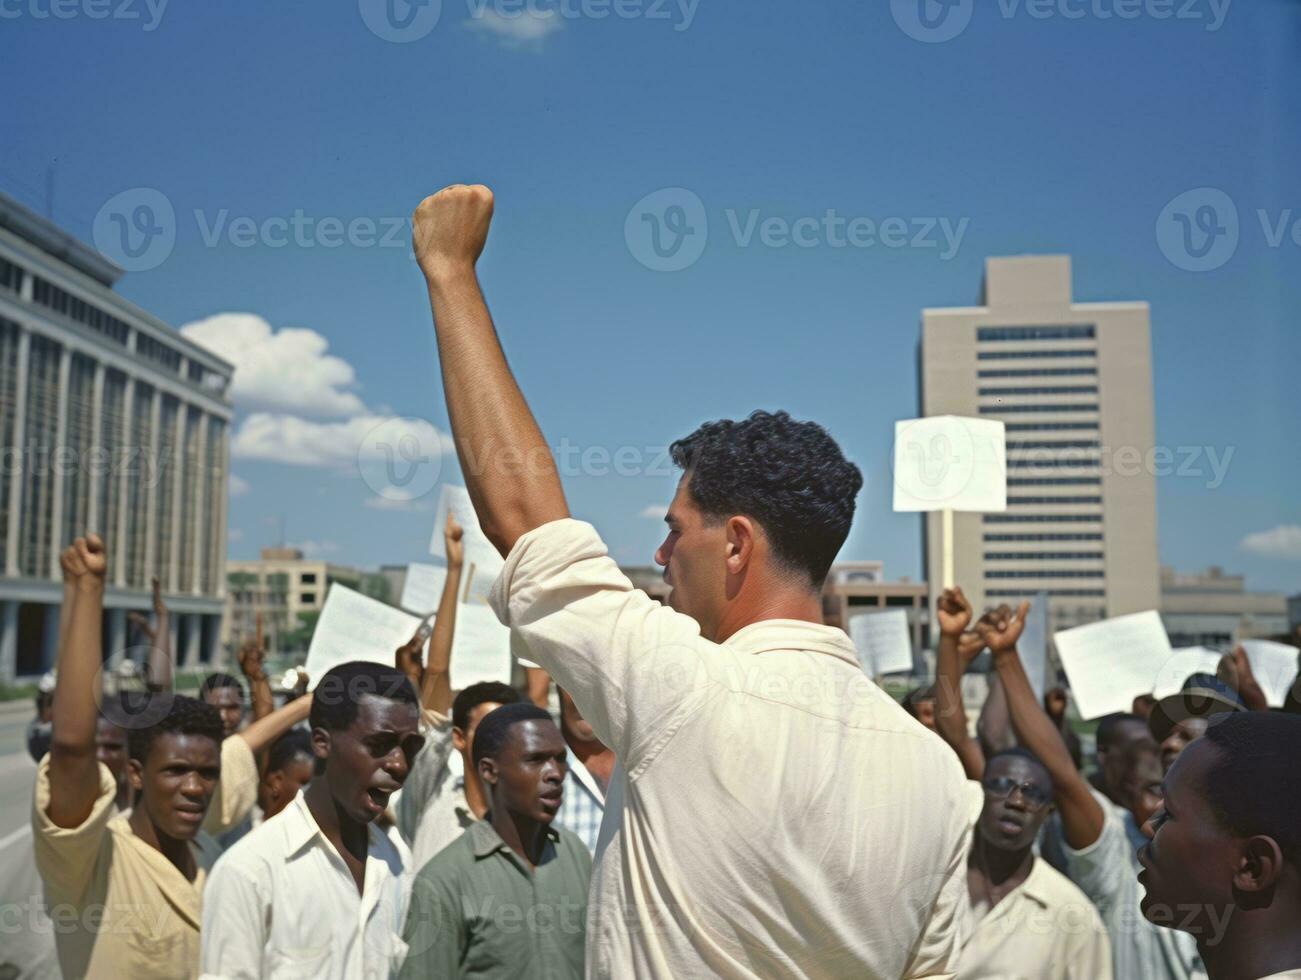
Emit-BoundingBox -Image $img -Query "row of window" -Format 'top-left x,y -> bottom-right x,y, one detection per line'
986,570 -> 1104,579
985,551 -> 1103,561
1006,422 -> 1100,432
977,349 -> 1095,361
136,333 -> 182,372
978,367 -> 1097,379
1008,457 -> 1100,469
984,533 -> 1104,542
0,255 -> 22,292
981,404 -> 1099,415
1007,440 -> 1101,450
984,514 -> 1102,523
1007,477 -> 1102,487
986,588 -> 1106,599
33,277 -> 131,346
977,325 -> 1096,342
979,385 -> 1099,397
1009,496 -> 1103,505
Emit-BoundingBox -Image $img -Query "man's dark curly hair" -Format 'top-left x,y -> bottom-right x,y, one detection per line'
198,671 -> 244,701
128,695 -> 224,763
453,681 -> 522,733
669,410 -> 863,587
309,661 -> 419,733
471,703 -> 556,770
1202,711 -> 1301,865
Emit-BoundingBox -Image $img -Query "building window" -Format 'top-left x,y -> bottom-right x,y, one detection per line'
987,589 -> 1106,598
1008,496 -> 1103,506
0,255 -> 22,292
980,404 -> 1099,414
985,551 -> 1104,561
301,592 -> 317,604
979,385 -> 1099,397
977,325 -> 1096,342
300,572 -> 318,584
977,349 -> 1096,360
136,333 -> 182,372
986,570 -> 1105,579
31,276 -> 130,345
1007,477 -> 1102,487
984,533 -> 1104,542
1008,440 -> 1100,450
1005,422 -> 1099,432
978,367 -> 1098,378
983,514 -> 1103,524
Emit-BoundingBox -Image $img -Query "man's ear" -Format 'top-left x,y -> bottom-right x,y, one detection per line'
451,728 -> 467,754
127,758 -> 144,792
478,757 -> 498,788
724,516 -> 756,574
1234,835 -> 1284,894
310,726 -> 331,763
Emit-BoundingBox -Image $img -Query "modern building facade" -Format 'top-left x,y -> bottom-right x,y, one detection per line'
919,255 -> 1160,633
1160,566 -> 1289,647
0,192 -> 234,682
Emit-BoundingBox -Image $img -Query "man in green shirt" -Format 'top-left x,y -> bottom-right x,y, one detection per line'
400,703 -> 591,978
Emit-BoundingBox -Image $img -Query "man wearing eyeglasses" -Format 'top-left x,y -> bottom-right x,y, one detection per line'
934,588 -> 1112,979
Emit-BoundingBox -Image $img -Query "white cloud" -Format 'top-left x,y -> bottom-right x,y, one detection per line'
180,312 -> 365,418
1240,524 -> 1301,560
228,528 -> 244,542
290,540 -> 339,557
639,504 -> 667,520
229,474 -> 250,497
231,413 -> 453,468
466,8 -> 564,45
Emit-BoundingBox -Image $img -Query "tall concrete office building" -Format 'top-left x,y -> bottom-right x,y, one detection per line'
919,255 -> 1160,633
0,192 -> 234,682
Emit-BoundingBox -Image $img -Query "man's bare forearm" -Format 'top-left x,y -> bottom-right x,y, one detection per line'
425,271 -> 568,553
420,561 -> 460,716
145,611 -> 173,692
934,634 -> 984,778
977,672 -> 1016,757
236,695 -> 311,756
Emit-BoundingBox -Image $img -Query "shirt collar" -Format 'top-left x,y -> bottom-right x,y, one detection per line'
1015,855 -> 1056,909
565,747 -> 606,806
281,791 -> 387,859
468,817 -> 560,859
721,618 -> 861,669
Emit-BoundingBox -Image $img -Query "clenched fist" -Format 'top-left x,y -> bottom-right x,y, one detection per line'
59,535 -> 107,592
412,184 -> 494,284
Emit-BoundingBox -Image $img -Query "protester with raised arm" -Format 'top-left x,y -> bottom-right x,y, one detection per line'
410,183 -> 973,977
980,603 -> 1202,980
34,534 -> 226,979
1138,712 -> 1301,980
127,575 -> 173,691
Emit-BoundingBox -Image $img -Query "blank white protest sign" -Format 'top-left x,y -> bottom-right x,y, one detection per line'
849,609 -> 914,676
892,416 -> 1007,514
1241,640 -> 1301,708
399,562 -> 448,616
306,584 -> 425,690
1054,610 -> 1172,720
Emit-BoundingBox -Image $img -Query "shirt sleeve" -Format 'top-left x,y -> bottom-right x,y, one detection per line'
202,734 -> 261,836
398,865 -> 466,980
489,519 -> 716,769
1063,807 -> 1127,920
198,858 -> 270,980
30,755 -> 116,906
900,774 -> 976,978
396,710 -> 456,849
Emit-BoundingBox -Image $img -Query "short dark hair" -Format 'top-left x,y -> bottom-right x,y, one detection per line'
1096,712 -> 1146,752
128,695 -> 224,762
452,681 -> 521,733
987,746 -> 1054,794
669,410 -> 863,588
266,729 -> 314,774
309,662 -> 418,733
1201,712 -> 1301,864
471,703 -> 554,770
198,672 -> 244,700
903,686 -> 936,717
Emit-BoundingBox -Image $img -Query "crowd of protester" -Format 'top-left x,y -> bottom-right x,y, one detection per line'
7,183 -> 1301,979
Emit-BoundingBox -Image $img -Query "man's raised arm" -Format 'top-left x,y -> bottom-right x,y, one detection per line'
412,185 -> 569,555
933,586 -> 987,780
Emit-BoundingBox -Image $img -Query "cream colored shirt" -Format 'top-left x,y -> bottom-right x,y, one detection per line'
199,792 -> 412,980
31,756 -> 222,980
956,782 -> 1113,980
491,519 -> 974,979
203,733 -> 261,836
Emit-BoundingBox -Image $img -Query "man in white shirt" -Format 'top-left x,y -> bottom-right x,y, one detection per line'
199,661 -> 425,980
408,183 -> 975,978
1138,711 -> 1301,980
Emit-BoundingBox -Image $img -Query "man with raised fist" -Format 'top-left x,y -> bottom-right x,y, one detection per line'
410,184 -> 973,978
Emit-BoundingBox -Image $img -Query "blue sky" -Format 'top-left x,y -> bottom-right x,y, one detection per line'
3,0 -> 1299,593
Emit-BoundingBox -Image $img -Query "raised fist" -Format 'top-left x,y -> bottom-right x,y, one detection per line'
445,513 -> 465,568
60,535 -> 107,590
412,183 -> 494,284
936,587 -> 973,638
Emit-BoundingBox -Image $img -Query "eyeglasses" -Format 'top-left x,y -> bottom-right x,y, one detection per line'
982,776 -> 1052,810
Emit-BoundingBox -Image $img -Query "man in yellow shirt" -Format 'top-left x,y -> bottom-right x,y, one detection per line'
32,534 -> 225,980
